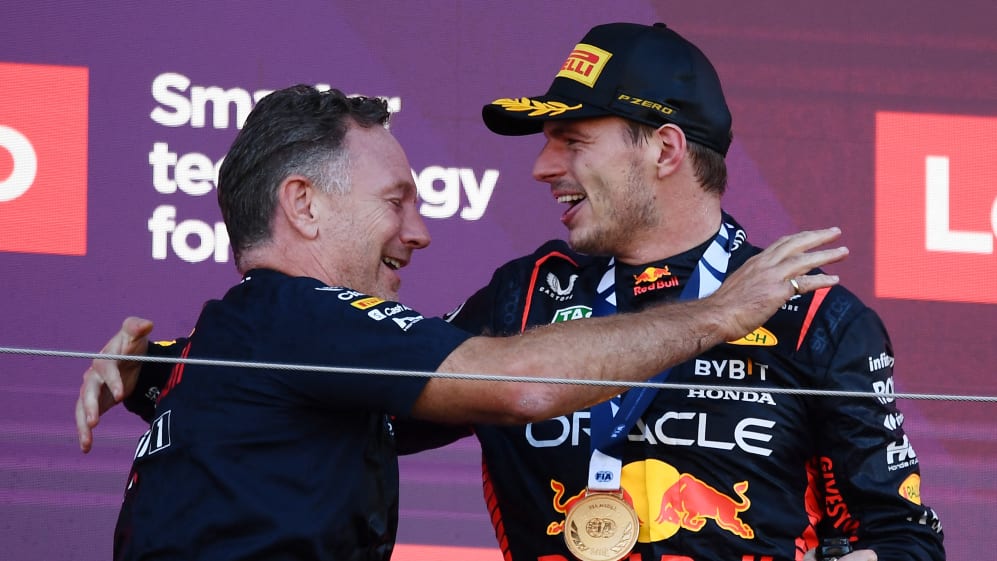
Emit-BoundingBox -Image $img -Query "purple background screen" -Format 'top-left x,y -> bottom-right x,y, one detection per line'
1,2 -> 994,559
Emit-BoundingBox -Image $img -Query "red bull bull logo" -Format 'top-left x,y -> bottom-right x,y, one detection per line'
622,459 -> 756,544
633,266 -> 671,284
632,266 -> 679,296
655,474 -> 754,539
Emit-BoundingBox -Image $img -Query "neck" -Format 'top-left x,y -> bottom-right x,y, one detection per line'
238,241 -> 313,281
615,204 -> 723,265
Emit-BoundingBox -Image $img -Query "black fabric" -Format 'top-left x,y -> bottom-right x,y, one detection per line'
447,213 -> 944,561
482,22 -> 733,155
114,269 -> 471,561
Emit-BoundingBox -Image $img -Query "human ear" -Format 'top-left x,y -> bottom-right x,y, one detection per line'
278,175 -> 320,239
655,123 -> 687,177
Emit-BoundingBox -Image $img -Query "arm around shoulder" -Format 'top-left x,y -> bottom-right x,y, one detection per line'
411,227 -> 847,426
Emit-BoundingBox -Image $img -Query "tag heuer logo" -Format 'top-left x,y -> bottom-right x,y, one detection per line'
551,305 -> 592,323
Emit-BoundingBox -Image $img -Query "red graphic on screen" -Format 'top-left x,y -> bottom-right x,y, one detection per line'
0,62 -> 89,256
875,112 -> 997,304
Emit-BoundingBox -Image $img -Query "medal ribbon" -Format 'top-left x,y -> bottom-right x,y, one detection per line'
586,221 -> 737,491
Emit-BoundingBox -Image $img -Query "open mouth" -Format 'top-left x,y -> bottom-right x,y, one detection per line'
556,193 -> 587,224
556,193 -> 586,209
382,257 -> 402,270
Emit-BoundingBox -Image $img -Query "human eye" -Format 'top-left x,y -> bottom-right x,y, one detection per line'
558,131 -> 586,148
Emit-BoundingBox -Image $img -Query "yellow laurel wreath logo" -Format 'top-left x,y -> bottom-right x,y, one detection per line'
491,97 -> 582,117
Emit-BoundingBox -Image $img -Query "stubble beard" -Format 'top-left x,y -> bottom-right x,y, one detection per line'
568,161 -> 658,257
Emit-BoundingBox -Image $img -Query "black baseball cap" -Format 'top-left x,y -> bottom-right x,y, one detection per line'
482,22 -> 733,155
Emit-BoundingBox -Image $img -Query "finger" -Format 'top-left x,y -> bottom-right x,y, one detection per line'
777,246 -> 849,285
794,245 -> 850,273
793,273 -> 840,295
92,359 -> 124,401
79,367 -> 111,426
763,227 -> 843,261
104,317 -> 153,355
120,316 -> 154,347
75,391 -> 94,453
97,318 -> 150,396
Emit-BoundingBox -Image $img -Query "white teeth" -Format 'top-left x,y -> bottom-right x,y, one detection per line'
556,194 -> 586,204
382,257 -> 401,270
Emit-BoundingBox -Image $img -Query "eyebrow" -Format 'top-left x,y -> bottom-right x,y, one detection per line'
546,122 -> 590,140
546,122 -> 572,137
393,180 -> 418,198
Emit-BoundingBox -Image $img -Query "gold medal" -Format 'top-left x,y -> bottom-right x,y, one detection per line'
563,491 -> 639,561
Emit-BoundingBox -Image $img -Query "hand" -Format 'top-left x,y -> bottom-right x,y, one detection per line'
710,227 -> 848,341
803,547 -> 877,561
75,317 -> 153,453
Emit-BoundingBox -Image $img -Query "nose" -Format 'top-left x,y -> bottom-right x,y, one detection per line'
402,204 -> 431,250
532,139 -> 565,185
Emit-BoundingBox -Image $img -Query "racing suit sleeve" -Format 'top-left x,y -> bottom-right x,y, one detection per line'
443,281 -> 508,336
122,338 -> 187,422
810,306 -> 944,561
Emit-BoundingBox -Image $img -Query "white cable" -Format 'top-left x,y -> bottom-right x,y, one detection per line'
1,345 -> 995,403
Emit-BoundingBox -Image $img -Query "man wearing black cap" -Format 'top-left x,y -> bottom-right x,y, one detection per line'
442,22 -> 943,561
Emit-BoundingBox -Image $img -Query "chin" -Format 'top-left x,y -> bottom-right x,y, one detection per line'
568,235 -> 607,257
378,284 -> 400,301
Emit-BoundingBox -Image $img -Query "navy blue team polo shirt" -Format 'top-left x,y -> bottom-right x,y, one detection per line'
114,269 -> 472,561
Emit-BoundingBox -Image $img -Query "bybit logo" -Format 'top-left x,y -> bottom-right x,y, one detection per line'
875,111 -> 997,304
0,62 -> 89,256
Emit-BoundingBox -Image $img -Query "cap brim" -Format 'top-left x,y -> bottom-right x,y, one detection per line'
482,94 -> 612,136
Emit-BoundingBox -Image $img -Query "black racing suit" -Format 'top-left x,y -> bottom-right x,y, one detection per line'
443,215 -> 944,561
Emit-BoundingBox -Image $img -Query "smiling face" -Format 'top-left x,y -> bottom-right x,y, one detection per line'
314,124 -> 430,300
532,116 -> 660,258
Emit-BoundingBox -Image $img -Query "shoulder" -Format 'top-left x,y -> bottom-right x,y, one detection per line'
230,270 -> 434,331
495,239 -> 594,274
480,240 -> 599,298
728,240 -> 876,334
726,247 -> 880,349
446,241 -> 603,334
770,282 -> 883,364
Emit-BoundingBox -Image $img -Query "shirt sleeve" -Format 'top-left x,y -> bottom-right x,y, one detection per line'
123,337 -> 188,422
810,305 -> 945,561
386,286 -> 497,454
230,281 -> 473,418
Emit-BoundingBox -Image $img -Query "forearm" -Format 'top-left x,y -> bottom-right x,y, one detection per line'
430,297 -> 727,424
420,227 -> 846,424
